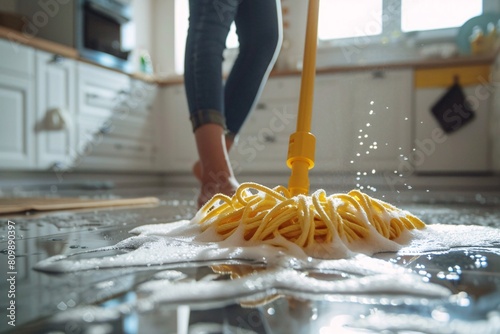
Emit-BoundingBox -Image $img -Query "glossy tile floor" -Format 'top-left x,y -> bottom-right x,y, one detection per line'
1,184 -> 500,334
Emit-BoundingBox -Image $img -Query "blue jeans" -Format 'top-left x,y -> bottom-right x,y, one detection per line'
184,0 -> 282,137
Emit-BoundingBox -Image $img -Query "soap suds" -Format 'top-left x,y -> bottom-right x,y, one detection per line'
32,218 -> 500,333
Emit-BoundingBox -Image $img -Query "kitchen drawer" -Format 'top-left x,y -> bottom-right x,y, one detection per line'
107,113 -> 154,141
77,62 -> 130,116
76,114 -> 153,171
127,79 -> 158,112
90,137 -> 153,160
0,39 -> 34,76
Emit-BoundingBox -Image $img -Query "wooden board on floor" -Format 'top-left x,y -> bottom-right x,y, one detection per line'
0,197 -> 160,215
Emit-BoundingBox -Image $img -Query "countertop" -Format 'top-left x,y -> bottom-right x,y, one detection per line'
1,25 -> 498,87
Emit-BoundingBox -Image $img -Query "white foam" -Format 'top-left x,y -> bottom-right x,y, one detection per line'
32,217 -> 500,332
33,220 -> 500,309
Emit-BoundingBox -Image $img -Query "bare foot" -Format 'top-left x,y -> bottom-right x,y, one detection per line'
192,160 -> 202,182
198,172 -> 239,209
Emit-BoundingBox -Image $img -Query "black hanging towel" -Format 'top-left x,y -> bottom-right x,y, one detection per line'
430,76 -> 476,134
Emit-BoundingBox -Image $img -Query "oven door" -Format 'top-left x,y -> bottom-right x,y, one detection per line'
77,0 -> 134,72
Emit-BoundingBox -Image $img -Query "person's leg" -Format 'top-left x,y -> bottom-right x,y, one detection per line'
224,0 -> 283,135
193,0 -> 282,183
194,124 -> 238,208
184,0 -> 240,207
192,135 -> 235,181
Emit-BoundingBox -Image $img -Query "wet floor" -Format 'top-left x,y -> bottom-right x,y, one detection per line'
1,185 -> 500,334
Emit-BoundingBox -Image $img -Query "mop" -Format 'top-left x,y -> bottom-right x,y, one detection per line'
194,0 -> 425,250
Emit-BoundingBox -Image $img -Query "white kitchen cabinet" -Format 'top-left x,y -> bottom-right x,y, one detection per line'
296,70 -> 411,174
231,70 -> 413,175
35,50 -> 76,169
491,54 -> 500,173
159,84 -> 198,172
74,63 -> 157,171
229,77 -> 300,173
346,69 -> 413,173
414,78 -> 491,173
310,72 -> 355,172
0,40 -> 35,169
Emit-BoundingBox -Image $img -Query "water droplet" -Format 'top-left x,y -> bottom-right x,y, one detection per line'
370,101 -> 374,105
371,169 -> 376,174
369,110 -> 374,115
359,142 -> 364,145
57,302 -> 68,311
366,123 -> 371,127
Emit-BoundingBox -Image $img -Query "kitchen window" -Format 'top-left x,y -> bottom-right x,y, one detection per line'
318,0 -> 383,40
318,0 -> 484,43
401,0 -> 483,32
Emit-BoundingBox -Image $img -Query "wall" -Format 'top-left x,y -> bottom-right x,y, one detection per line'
130,0 -> 153,73
150,0 -> 176,77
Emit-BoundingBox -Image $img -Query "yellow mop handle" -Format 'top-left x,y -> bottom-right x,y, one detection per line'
287,0 -> 319,196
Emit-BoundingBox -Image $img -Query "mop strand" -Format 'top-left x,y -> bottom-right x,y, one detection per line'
194,182 -> 426,248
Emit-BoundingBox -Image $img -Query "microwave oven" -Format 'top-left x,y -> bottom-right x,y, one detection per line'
16,0 -> 134,73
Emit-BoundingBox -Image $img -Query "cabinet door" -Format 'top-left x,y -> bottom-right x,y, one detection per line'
348,69 -> 413,173
77,62 -> 130,118
75,62 -> 155,171
230,99 -> 298,173
492,55 -> 500,172
0,74 -> 35,169
415,85 -> 490,173
35,51 -> 76,169
160,85 -> 197,172
311,73 -> 354,172
229,77 -> 301,173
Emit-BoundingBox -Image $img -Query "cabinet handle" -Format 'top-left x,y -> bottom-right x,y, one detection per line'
51,161 -> 65,171
99,123 -> 113,134
86,93 -> 115,108
48,54 -> 65,65
372,70 -> 385,79
114,143 -> 145,152
263,134 -> 276,143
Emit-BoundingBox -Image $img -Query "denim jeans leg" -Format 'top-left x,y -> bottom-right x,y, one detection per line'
224,0 -> 282,135
184,0 -> 239,132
